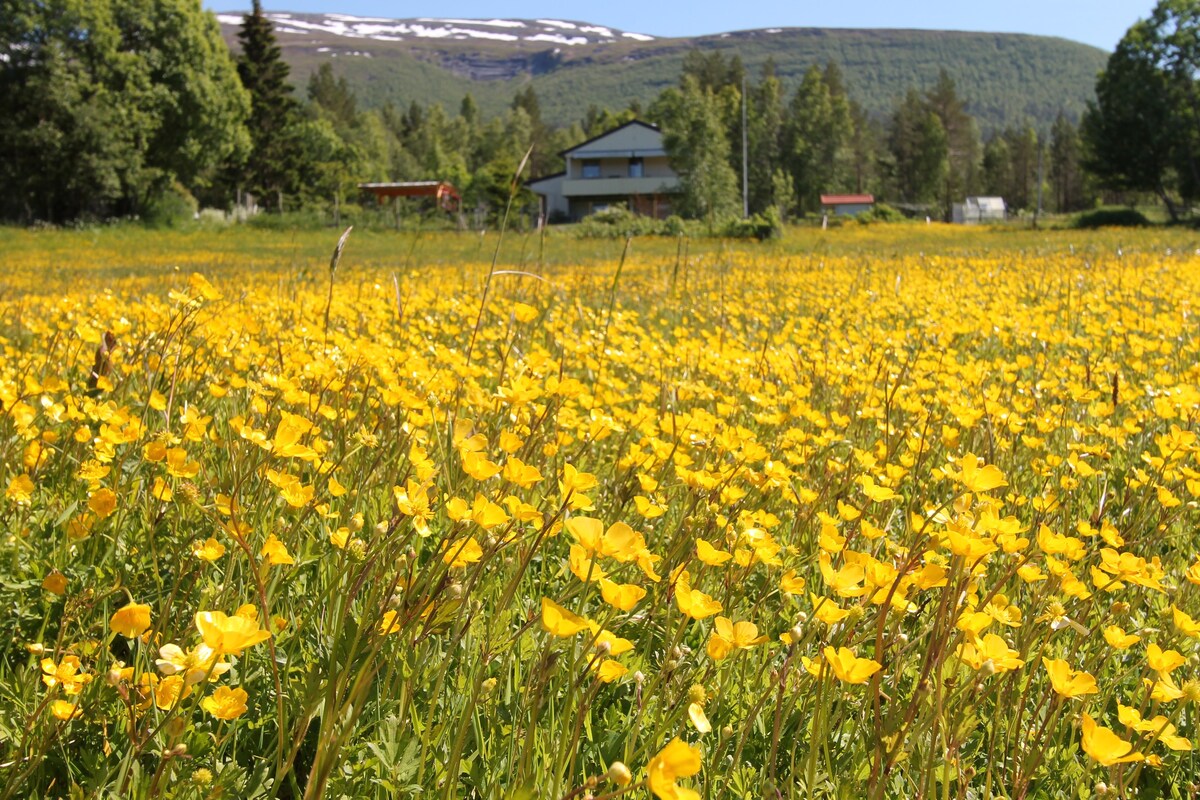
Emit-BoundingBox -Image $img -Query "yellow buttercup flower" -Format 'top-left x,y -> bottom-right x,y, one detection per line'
393,480 -> 434,535
540,597 -> 589,637
647,737 -> 702,800
598,578 -> 646,611
41,571 -> 68,595
6,473 -> 34,504
110,602 -> 152,638
50,700 -> 82,721
569,543 -> 607,582
154,674 -> 191,710
695,538 -> 732,566
194,610 -> 271,656
957,634 -> 1024,673
260,534 -> 295,566
501,456 -> 542,488
1146,643 -> 1186,677
821,646 -> 883,685
705,617 -> 766,661
87,488 -> 117,518
810,593 -> 851,625
779,570 -> 806,594
674,574 -> 723,620
1103,625 -> 1140,649
201,685 -> 249,720
858,475 -> 898,502
1042,657 -> 1098,698
594,659 -> 628,683
687,702 -> 711,734
41,656 -> 92,694
1081,713 -> 1143,766
193,537 -> 226,562
441,536 -> 483,568
1171,605 -> 1200,638
955,453 -> 1007,493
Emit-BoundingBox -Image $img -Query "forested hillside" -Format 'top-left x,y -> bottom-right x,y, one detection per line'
216,13 -> 1108,132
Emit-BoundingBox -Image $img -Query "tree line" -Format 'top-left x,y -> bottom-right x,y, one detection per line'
649,51 -> 1095,225
1,0 -> 1179,226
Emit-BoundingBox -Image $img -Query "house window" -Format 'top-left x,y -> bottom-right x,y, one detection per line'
628,157 -> 644,178
581,159 -> 601,179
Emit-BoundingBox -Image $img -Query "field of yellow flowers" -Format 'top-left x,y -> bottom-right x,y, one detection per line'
1,223 -> 1199,799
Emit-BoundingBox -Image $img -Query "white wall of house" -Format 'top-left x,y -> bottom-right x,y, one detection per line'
569,124 -> 666,157
953,197 -> 1007,223
530,122 -> 682,222
528,173 -> 568,219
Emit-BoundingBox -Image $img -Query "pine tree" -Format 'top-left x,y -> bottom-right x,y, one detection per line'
924,70 -> 980,218
784,66 -> 853,213
236,0 -> 298,210
1049,112 -> 1086,212
887,88 -> 948,206
747,61 -> 785,215
308,63 -> 358,129
512,85 -> 550,174
657,76 -> 740,228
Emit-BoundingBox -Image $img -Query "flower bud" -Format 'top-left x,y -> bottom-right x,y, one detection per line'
606,762 -> 632,786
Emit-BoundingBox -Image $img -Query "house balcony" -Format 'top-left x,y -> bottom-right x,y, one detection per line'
560,176 -> 681,197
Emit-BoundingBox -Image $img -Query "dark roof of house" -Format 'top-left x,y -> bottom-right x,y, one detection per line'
526,171 -> 566,187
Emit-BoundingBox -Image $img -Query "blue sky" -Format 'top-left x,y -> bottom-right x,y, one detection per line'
204,1 -> 1155,50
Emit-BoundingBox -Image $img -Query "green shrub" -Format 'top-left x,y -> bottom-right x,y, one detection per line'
140,183 -> 198,228
722,208 -> 782,241
855,203 -> 906,224
662,215 -> 689,237
1073,208 -> 1151,229
575,205 -> 663,238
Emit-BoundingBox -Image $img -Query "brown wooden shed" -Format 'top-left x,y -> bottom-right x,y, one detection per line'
359,181 -> 461,212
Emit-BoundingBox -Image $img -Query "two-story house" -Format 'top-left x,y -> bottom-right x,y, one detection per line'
528,120 -> 682,222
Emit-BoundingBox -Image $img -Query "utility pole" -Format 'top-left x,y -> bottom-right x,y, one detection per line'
1034,140 -> 1044,229
742,73 -> 749,218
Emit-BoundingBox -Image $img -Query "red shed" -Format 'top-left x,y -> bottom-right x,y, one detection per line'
359,181 -> 461,212
820,194 -> 875,217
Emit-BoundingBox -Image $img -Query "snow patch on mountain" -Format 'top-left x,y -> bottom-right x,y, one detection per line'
216,12 -> 654,46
